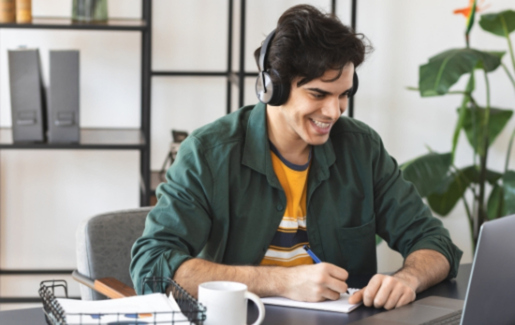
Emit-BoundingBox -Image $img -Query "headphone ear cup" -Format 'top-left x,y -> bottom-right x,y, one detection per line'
351,72 -> 359,96
255,71 -> 274,104
268,82 -> 290,106
266,69 -> 290,106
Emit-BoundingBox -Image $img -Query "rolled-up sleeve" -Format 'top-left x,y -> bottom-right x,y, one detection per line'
130,136 -> 214,294
370,131 -> 463,279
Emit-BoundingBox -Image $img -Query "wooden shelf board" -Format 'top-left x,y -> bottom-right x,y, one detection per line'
0,128 -> 145,149
0,17 -> 147,31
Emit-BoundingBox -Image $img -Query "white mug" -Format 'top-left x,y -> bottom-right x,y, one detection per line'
198,281 -> 265,325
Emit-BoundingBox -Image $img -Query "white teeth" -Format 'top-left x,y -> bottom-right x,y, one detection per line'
312,120 -> 330,128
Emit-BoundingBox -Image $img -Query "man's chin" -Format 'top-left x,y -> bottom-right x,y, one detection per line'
305,136 -> 330,146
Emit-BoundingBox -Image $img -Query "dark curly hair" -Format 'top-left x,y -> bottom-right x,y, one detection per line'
254,4 -> 371,87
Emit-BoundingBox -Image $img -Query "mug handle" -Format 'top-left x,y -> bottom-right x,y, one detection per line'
244,291 -> 266,325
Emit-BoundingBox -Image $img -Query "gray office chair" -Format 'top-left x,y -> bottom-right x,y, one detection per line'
74,207 -> 152,300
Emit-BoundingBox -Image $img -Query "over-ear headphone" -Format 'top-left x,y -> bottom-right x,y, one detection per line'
255,29 -> 359,106
255,30 -> 290,106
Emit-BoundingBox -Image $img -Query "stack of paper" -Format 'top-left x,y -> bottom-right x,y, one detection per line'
261,288 -> 362,314
56,293 -> 187,324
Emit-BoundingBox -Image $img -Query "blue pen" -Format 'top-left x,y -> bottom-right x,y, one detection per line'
303,245 -> 322,263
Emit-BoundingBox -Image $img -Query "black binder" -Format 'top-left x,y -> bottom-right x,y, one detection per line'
8,48 -> 47,142
48,50 -> 80,143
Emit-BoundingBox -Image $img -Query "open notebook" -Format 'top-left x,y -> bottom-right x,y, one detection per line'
261,288 -> 361,313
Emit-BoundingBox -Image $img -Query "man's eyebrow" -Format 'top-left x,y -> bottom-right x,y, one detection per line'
306,87 -> 353,96
306,88 -> 331,96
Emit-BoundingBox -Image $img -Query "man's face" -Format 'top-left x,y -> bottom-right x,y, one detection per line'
276,63 -> 355,147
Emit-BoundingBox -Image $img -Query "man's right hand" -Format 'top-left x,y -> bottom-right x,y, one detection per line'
173,259 -> 349,302
278,262 -> 349,302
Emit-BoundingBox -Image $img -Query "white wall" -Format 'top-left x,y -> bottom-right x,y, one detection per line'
1,0 -> 514,309
354,0 -> 515,272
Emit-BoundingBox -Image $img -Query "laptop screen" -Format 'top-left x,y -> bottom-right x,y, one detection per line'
460,214 -> 515,324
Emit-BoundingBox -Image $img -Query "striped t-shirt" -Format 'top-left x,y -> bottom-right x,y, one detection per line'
260,143 -> 313,267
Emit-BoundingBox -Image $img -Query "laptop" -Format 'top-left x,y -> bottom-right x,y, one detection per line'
351,214 -> 515,325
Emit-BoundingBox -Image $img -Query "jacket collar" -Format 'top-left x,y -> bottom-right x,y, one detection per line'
242,102 -> 336,185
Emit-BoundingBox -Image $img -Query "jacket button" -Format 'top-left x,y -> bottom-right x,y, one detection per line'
276,204 -> 283,211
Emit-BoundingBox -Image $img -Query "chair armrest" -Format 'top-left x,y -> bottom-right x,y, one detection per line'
72,270 -> 136,299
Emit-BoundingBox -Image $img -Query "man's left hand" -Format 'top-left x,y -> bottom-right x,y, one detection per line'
347,273 -> 416,310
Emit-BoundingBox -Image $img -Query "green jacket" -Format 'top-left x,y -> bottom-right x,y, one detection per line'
130,102 -> 463,294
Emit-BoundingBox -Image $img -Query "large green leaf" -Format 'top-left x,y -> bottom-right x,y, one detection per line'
419,49 -> 502,97
400,152 -> 452,197
460,165 -> 503,185
487,184 -> 504,220
462,107 -> 513,152
503,171 -> 515,215
427,172 -> 470,216
488,51 -> 508,60
479,10 -> 515,37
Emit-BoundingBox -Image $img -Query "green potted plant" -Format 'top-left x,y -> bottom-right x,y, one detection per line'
401,0 -> 515,249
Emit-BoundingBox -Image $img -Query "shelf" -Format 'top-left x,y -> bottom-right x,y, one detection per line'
0,17 -> 147,31
151,71 -> 259,78
152,71 -> 228,77
0,269 -> 73,275
0,128 -> 145,149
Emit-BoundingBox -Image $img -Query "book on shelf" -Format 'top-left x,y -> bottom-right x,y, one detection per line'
0,0 -> 16,23
15,0 -> 31,23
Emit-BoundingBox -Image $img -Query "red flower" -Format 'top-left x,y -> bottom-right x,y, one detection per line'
453,0 -> 489,18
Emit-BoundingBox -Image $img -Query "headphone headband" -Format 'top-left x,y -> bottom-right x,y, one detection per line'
259,30 -> 276,72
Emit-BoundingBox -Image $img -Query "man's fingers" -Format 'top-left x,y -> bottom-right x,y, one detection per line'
310,283 -> 342,302
372,277 -> 394,309
324,275 -> 348,295
395,289 -> 416,308
362,275 -> 383,307
348,288 -> 364,304
382,284 -> 404,310
286,263 -> 350,302
325,263 -> 349,282
347,284 -> 413,309
312,263 -> 348,299
321,287 -> 342,301
348,274 -> 417,309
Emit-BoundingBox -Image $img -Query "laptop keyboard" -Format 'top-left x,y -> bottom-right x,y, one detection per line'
421,310 -> 463,325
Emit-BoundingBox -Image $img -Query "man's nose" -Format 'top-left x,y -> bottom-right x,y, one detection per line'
323,96 -> 345,120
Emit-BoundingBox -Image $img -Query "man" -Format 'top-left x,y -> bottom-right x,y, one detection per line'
130,4 -> 462,310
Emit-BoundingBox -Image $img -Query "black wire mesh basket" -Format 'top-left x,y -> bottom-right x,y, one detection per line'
39,278 -> 206,325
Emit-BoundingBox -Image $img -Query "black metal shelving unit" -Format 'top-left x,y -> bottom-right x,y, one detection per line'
0,1 -> 152,304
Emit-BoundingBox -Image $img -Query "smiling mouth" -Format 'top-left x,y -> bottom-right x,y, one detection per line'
310,119 -> 331,129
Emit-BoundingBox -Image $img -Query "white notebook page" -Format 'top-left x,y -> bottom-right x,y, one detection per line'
261,288 -> 362,313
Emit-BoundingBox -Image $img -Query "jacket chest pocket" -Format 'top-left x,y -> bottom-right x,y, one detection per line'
337,217 -> 377,275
